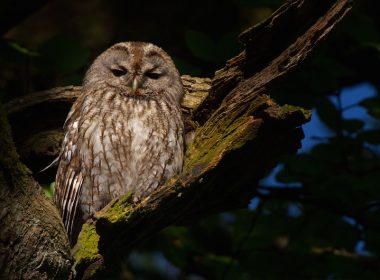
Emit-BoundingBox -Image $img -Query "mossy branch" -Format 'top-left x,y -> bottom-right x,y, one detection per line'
71,0 -> 350,277
2,0 -> 351,278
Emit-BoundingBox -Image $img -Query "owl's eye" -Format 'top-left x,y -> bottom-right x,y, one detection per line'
145,71 -> 161,80
111,68 -> 127,77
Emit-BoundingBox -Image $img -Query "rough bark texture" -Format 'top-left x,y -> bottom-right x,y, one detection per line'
0,106 -> 72,280
0,0 -> 352,278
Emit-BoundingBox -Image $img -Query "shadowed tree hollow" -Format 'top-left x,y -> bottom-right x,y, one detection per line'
0,0 -> 356,279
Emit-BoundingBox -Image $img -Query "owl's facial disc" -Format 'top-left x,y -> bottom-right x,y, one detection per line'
84,42 -> 181,101
107,59 -> 165,97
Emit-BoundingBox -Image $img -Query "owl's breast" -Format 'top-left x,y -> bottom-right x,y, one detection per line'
81,98 -> 184,204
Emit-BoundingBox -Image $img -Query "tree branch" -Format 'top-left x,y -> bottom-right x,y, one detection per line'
71,0 -> 351,277
0,105 -> 72,279
2,0 -> 352,278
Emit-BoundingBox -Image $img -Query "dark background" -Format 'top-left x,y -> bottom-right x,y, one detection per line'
1,0 -> 380,278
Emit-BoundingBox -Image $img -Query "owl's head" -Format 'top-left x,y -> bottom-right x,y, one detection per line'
83,42 -> 184,103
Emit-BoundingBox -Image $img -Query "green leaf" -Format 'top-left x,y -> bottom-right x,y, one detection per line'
185,30 -> 219,63
358,129 -> 380,144
41,182 -> 55,198
159,226 -> 203,268
277,151 -> 336,184
315,98 -> 342,131
342,10 -> 380,43
185,30 -> 242,64
366,229 -> 380,254
218,32 -> 242,61
39,36 -> 90,74
360,97 -> 380,119
341,119 -> 364,133
8,42 -> 39,57
172,57 -> 202,76
364,42 -> 380,52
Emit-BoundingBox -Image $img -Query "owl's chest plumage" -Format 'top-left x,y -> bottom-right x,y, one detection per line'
79,93 -> 184,214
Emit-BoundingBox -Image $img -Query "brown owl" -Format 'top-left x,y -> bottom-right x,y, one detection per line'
54,42 -> 184,245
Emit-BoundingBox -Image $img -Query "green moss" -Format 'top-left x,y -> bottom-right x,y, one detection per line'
183,96 -> 311,176
279,104 -> 312,120
285,104 -> 310,115
183,96 -> 269,173
95,191 -> 133,223
281,104 -> 304,113
229,117 -> 260,150
73,223 -> 101,265
184,117 -> 250,175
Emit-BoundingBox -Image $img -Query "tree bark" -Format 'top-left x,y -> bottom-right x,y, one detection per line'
0,105 -> 72,280
0,0 -> 352,278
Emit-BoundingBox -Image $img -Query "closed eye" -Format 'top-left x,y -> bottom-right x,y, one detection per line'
145,71 -> 161,79
111,67 -> 127,77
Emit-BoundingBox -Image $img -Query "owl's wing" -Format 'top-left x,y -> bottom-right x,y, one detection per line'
54,96 -> 86,244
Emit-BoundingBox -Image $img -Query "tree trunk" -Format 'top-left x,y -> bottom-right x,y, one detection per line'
0,106 -> 72,279
0,0 -> 352,278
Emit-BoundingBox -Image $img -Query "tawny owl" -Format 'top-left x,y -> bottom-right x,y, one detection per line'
54,42 -> 184,245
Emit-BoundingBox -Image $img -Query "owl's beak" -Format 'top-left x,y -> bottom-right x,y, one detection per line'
131,77 -> 140,94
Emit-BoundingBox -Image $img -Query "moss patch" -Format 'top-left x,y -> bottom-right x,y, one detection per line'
95,191 -> 133,224
183,95 -> 269,174
182,95 -> 312,180
73,223 -> 101,265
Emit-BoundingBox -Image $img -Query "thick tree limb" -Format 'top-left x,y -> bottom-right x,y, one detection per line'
194,0 -> 352,123
0,105 -> 72,280
72,0 -> 350,277
1,0 -> 352,278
